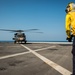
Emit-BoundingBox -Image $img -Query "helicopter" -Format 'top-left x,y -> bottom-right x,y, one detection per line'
0,29 -> 43,44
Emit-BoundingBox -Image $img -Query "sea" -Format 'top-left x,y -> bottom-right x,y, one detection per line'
0,40 -> 71,43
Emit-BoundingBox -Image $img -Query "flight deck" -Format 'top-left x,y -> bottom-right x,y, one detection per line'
0,42 -> 73,75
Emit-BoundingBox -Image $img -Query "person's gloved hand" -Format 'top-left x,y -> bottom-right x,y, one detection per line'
66,35 -> 73,42
66,37 -> 71,42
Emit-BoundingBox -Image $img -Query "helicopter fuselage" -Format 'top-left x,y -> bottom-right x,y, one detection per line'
13,32 -> 27,44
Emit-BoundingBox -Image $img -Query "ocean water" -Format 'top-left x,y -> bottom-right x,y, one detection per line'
0,40 -> 69,43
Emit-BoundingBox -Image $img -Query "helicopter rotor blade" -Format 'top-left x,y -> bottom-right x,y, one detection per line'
23,29 -> 39,32
0,29 -> 39,32
0,29 -> 16,32
35,32 -> 43,33
29,32 -> 43,33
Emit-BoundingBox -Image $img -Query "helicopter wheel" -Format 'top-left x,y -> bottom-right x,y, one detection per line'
25,41 -> 26,44
14,41 -> 16,44
21,41 -> 22,44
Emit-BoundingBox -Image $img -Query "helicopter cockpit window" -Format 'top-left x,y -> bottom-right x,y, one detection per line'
15,33 -> 25,37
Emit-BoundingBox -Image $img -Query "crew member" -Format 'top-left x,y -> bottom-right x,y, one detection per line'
65,2 -> 75,75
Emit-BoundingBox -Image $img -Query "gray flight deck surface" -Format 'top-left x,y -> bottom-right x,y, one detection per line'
0,42 -> 73,75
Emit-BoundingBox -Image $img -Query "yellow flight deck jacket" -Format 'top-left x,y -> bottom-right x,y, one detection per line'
65,11 -> 75,38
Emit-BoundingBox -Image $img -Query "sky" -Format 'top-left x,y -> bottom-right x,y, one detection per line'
0,0 -> 75,41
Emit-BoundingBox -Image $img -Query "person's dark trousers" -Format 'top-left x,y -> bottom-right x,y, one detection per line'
72,37 -> 75,75
72,55 -> 75,75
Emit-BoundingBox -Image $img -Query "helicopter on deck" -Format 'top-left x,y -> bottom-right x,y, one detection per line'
0,29 -> 43,44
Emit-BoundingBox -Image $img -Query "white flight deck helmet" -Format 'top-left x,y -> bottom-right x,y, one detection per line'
65,2 -> 75,13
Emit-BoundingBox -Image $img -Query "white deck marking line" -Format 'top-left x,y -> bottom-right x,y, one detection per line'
21,44 -> 72,75
0,46 -> 21,47
0,51 -> 30,60
0,46 -> 55,60
35,46 -> 56,52
7,46 -> 21,47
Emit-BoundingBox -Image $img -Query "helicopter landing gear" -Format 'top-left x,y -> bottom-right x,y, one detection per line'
24,40 -> 27,44
14,41 -> 16,44
14,40 -> 27,44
